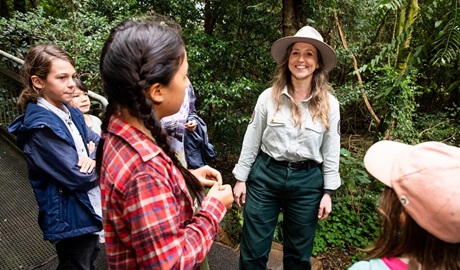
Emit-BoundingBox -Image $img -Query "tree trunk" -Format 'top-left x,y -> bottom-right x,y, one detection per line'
204,0 -> 217,36
28,0 -> 37,10
282,0 -> 302,36
13,0 -> 26,13
395,0 -> 419,71
384,0 -> 419,140
0,0 -> 9,18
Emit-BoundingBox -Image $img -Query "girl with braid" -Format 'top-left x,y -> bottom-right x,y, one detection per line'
97,17 -> 234,269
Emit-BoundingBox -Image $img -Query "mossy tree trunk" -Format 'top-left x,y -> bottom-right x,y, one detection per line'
394,0 -> 419,72
282,0 -> 302,36
383,0 -> 420,141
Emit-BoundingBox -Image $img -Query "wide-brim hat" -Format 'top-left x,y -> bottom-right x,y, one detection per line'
271,26 -> 337,72
364,140 -> 460,243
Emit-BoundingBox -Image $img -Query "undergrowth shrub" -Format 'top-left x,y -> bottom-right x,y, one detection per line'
414,110 -> 460,145
315,148 -> 381,257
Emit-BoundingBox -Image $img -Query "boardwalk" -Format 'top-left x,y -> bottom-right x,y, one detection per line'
0,131 -> 56,269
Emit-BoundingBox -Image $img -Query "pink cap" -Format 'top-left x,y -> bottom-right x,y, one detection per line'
364,140 -> 460,243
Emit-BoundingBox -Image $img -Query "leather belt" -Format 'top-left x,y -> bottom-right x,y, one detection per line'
260,152 -> 319,171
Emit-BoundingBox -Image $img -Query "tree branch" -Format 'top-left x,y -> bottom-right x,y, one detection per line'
334,10 -> 380,124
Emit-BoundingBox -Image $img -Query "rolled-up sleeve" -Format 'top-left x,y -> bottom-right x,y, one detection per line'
232,90 -> 268,181
320,95 -> 341,190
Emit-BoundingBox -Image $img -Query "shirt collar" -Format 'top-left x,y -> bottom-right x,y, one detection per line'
281,86 -> 312,103
107,115 -> 163,162
37,97 -> 72,124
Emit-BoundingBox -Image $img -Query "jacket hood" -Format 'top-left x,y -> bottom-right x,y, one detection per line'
8,102 -> 83,149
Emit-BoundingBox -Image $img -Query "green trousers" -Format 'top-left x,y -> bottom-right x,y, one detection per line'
239,154 -> 323,270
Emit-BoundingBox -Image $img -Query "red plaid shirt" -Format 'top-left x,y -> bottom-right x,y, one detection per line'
100,115 -> 226,269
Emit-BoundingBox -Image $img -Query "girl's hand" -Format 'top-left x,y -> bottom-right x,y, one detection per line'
185,120 -> 197,131
207,182 -> 234,209
190,165 -> 222,187
78,157 -> 96,173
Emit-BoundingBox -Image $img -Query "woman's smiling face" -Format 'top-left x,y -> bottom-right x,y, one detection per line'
288,42 -> 319,81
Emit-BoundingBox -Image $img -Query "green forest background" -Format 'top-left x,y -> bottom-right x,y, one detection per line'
1,0 -> 459,268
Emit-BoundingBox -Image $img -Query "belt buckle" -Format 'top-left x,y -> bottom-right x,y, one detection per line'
287,161 -> 301,170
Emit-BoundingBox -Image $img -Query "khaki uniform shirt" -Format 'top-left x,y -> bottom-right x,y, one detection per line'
232,87 -> 341,190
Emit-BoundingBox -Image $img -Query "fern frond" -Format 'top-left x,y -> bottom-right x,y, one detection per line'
378,0 -> 405,11
354,26 -> 412,74
431,10 -> 460,66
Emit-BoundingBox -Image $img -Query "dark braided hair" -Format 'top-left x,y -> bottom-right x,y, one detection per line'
96,16 -> 205,202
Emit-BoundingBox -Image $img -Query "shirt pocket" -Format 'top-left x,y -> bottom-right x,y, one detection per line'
267,116 -> 287,127
264,116 -> 288,143
304,117 -> 326,134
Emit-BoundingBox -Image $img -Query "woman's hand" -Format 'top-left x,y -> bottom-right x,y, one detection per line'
78,157 -> 96,173
233,180 -> 247,208
317,193 -> 332,220
207,182 -> 234,209
190,165 -> 222,187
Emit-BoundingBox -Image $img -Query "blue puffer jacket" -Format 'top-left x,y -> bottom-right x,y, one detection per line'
8,102 -> 102,241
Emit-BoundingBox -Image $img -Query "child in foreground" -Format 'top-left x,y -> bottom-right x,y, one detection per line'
97,16 -> 234,269
349,140 -> 460,270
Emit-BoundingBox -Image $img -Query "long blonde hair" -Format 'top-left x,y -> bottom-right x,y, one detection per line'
271,43 -> 333,129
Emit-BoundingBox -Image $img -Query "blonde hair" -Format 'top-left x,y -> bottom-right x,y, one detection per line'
271,43 -> 333,129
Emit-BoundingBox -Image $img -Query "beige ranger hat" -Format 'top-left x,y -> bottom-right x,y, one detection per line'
270,26 -> 337,72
